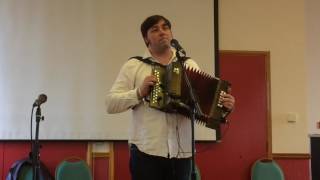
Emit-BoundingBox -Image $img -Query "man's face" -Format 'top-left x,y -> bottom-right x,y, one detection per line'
144,19 -> 173,51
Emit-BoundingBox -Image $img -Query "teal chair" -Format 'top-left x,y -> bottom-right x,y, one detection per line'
251,158 -> 285,180
190,165 -> 201,180
55,158 -> 92,180
195,165 -> 201,180
17,165 -> 33,180
6,158 -> 53,180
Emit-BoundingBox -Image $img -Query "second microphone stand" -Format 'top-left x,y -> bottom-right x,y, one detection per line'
176,51 -> 201,180
31,106 -> 43,180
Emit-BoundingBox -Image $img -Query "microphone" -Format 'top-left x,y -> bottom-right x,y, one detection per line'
33,94 -> 47,107
170,39 -> 186,57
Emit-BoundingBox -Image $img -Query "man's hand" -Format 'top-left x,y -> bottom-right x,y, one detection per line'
138,75 -> 157,98
221,88 -> 235,111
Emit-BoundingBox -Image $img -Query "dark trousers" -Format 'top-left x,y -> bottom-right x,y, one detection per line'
129,144 -> 191,180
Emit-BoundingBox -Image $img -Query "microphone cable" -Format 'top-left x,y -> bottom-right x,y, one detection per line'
30,106 -> 35,153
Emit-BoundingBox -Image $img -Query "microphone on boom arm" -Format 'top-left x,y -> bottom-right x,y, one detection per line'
170,39 -> 186,57
32,94 -> 47,107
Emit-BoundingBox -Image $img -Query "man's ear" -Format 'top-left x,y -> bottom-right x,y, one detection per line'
143,37 -> 149,46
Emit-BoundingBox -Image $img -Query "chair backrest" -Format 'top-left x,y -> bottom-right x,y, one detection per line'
195,165 -> 201,180
251,159 -> 285,180
16,165 -> 33,180
190,165 -> 201,180
55,158 -> 92,180
6,158 -> 53,180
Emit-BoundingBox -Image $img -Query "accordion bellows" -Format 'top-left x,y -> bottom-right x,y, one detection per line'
149,62 -> 230,129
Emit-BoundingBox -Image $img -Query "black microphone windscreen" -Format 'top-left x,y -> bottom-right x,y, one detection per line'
38,94 -> 47,104
170,39 -> 186,57
170,39 -> 179,47
33,94 -> 47,107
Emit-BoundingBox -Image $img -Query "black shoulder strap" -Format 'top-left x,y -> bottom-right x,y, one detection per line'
128,56 -> 159,66
129,56 -> 191,67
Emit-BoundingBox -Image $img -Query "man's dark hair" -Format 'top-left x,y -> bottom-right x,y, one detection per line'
140,15 -> 171,44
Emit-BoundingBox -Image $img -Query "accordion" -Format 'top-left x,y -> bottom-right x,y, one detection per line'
149,61 -> 231,129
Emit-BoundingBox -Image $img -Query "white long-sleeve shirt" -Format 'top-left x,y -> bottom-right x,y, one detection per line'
106,49 -> 199,158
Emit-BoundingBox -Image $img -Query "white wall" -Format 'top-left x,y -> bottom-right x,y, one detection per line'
220,0 -> 308,153
306,0 -> 320,135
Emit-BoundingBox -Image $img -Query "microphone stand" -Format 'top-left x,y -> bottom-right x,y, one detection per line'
176,51 -> 201,180
31,106 -> 43,180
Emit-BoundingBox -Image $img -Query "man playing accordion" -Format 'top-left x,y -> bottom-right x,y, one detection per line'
106,15 -> 235,180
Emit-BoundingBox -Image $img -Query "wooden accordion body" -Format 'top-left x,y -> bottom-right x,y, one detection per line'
149,61 -> 231,129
